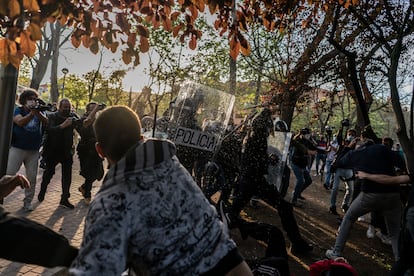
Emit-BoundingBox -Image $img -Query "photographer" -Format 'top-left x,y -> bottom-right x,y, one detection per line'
6,89 -> 48,211
328,120 -> 356,215
75,102 -> 105,204
38,99 -> 79,209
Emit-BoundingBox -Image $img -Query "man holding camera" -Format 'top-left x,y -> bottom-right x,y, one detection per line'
38,99 -> 79,209
6,89 -> 48,211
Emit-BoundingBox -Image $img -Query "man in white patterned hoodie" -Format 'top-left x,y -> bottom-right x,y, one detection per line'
69,106 -> 252,276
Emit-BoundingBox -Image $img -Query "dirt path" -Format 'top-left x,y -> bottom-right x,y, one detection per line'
232,173 -> 394,275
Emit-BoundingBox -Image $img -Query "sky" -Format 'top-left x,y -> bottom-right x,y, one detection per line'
56,45 -> 153,93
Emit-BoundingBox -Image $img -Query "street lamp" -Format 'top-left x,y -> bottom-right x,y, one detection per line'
61,67 -> 69,99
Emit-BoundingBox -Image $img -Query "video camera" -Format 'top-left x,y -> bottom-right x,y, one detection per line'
341,119 -> 350,127
29,99 -> 56,112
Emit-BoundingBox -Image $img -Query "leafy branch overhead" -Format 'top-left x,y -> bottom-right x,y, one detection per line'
0,0 -> 360,68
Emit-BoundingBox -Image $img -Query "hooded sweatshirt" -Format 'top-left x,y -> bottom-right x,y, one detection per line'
69,138 -> 236,275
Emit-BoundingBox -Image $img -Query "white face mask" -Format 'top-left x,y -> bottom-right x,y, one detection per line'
26,100 -> 35,108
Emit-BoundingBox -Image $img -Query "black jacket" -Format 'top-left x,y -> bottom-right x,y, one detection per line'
0,206 -> 78,267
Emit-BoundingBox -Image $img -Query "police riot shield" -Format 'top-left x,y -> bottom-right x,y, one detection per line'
168,81 -> 235,152
266,131 -> 292,197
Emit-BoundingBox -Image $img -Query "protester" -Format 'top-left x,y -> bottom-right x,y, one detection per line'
290,127 -> 317,206
38,99 -> 79,209
69,106 -> 252,275
324,135 -> 338,190
0,174 -> 78,266
223,108 -> 313,254
75,102 -> 105,204
355,171 -> 413,275
325,129 -> 402,261
328,128 -> 357,215
314,135 -> 327,176
6,89 -> 48,211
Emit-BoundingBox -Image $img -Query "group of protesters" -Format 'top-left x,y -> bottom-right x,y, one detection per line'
0,88 -> 413,275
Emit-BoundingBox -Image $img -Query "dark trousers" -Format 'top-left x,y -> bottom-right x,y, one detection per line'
232,173 -> 305,245
40,156 -> 73,201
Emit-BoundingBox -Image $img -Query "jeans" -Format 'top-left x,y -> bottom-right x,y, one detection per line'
330,168 -> 354,209
291,163 -> 312,202
324,159 -> 334,186
315,153 -> 326,173
6,147 -> 39,206
40,156 -> 73,201
334,192 -> 402,260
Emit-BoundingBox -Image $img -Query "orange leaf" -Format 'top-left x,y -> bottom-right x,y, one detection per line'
136,25 -> 149,37
189,35 -> 197,50
28,23 -> 42,41
127,33 -> 136,47
19,31 -> 36,57
23,0 -> 40,12
90,37 -> 99,54
8,40 -> 18,56
9,0 -> 21,18
110,41 -> 119,53
9,54 -> 22,69
172,24 -> 182,37
133,52 -> 140,66
139,36 -> 149,52
122,50 -> 131,64
82,35 -> 91,48
229,38 -> 240,60
0,39 -> 9,66
162,18 -> 172,32
71,35 -> 81,48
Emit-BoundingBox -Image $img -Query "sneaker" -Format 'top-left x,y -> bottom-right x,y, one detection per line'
323,184 -> 330,190
325,249 -> 342,260
23,203 -> 34,212
366,225 -> 375,239
376,231 -> 392,245
37,191 -> 45,202
59,200 -> 75,209
84,197 -> 91,205
341,204 -> 349,213
329,206 -> 338,215
298,195 -> 306,200
357,216 -> 366,222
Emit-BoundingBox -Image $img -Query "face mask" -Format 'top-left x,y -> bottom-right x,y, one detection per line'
347,135 -> 354,141
26,100 -> 35,108
304,134 -> 311,139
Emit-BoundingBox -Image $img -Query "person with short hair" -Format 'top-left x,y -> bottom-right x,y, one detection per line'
69,106 -> 252,275
6,89 -> 48,211
38,98 -> 79,209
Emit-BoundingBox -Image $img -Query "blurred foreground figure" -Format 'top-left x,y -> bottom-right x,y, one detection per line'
69,106 -> 252,275
0,174 -> 78,267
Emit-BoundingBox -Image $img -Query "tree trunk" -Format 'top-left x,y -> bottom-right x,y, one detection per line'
50,22 -> 62,103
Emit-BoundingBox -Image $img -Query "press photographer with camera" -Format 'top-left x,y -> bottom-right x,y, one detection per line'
328,119 -> 356,215
75,102 -> 106,204
5,89 -> 48,211
38,98 -> 80,209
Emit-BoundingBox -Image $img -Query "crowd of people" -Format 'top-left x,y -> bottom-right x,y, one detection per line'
0,88 -> 413,275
